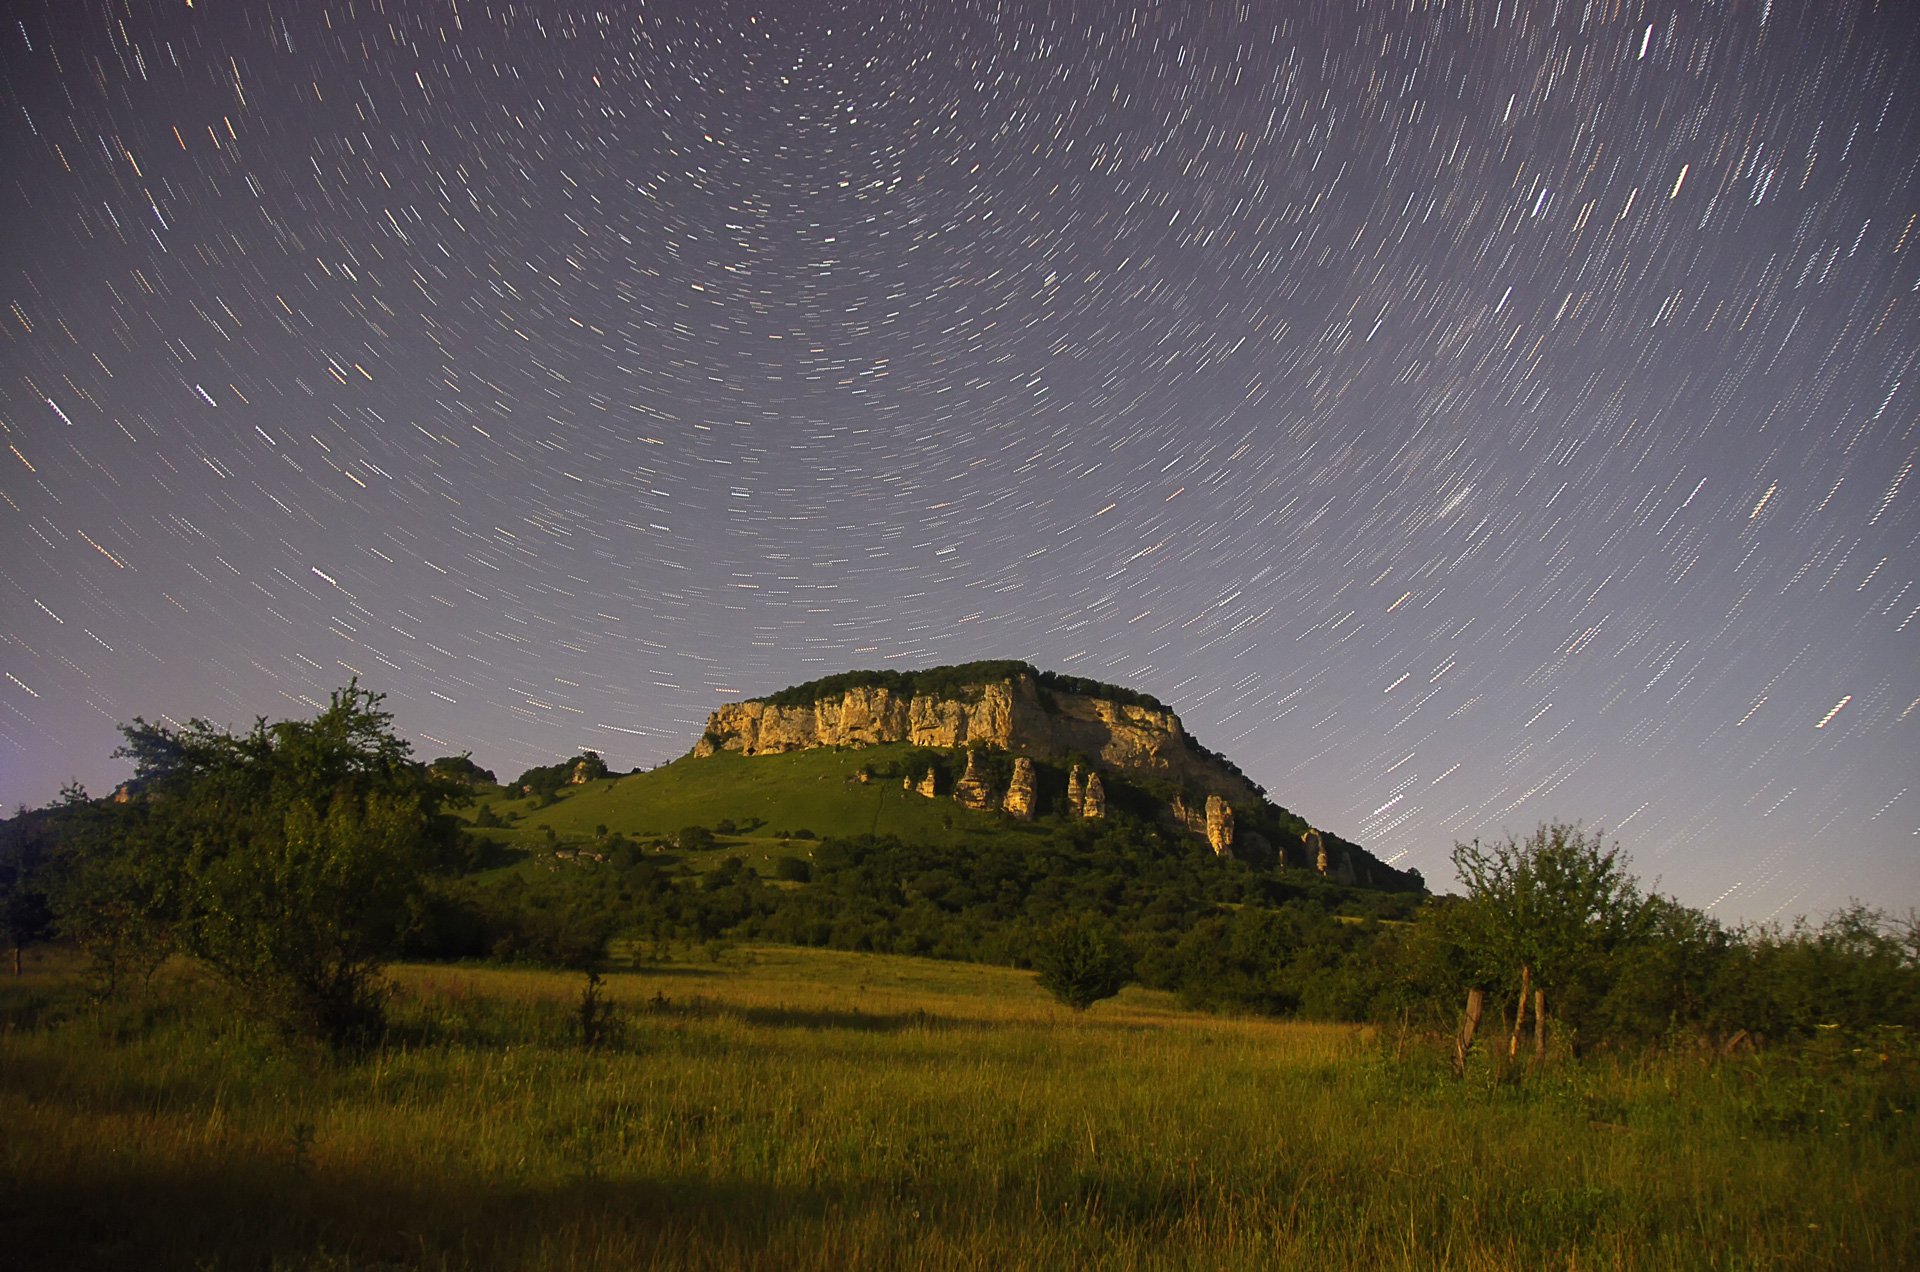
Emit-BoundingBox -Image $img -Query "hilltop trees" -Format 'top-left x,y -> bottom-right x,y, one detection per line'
512,751 -> 610,805
69,684 -> 461,1050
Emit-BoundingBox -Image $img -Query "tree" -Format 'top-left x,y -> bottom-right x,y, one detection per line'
0,806 -> 59,976
78,683 -> 460,1050
1032,916 -> 1133,1011
428,753 -> 497,786
1447,822 -> 1653,1053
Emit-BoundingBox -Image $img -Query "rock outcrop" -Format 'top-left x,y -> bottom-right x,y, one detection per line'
1171,792 -> 1236,855
1305,827 -> 1329,876
1003,757 -> 1037,820
1081,771 -> 1106,819
694,668 -> 1258,804
904,767 -> 938,798
951,749 -> 996,811
1205,795 -> 1235,857
1067,766 -> 1085,816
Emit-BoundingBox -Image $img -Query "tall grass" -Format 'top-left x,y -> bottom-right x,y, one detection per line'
3,945 -> 1912,1269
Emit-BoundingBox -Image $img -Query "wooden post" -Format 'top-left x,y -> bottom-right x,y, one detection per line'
1508,963 -> 1531,1059
1454,988 -> 1484,1076
1533,988 -> 1546,1059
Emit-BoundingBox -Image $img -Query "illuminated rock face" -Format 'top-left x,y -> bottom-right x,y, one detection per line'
1205,795 -> 1235,857
693,669 -> 1258,804
952,749 -> 996,811
1080,771 -> 1106,820
1066,764 -> 1105,819
1171,792 -> 1236,854
1003,757 -> 1038,820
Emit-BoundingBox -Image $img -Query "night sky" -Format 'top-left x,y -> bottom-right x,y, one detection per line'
3,0 -> 1915,922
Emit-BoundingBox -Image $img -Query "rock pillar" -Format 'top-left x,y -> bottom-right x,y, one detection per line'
952,749 -> 995,810
1081,771 -> 1106,819
1205,795 -> 1235,857
1003,756 -> 1037,819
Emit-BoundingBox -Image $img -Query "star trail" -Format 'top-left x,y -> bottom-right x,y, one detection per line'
2,0 -> 1915,921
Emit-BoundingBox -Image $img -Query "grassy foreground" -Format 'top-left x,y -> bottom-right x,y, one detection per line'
3,946 -> 1913,1270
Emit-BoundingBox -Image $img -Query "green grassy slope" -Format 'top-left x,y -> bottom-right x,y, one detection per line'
474,745 -> 992,847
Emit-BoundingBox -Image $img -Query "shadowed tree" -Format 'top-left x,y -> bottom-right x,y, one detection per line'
1032,915 -> 1133,1011
1447,822 -> 1654,1055
78,683 -> 462,1051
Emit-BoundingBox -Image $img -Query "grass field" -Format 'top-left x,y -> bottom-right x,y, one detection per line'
473,745 -> 1030,867
3,944 -> 1914,1270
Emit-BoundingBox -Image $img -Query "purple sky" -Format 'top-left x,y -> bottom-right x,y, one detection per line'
3,0 -> 1915,921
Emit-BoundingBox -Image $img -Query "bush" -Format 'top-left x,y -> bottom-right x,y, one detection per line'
74,684 -> 461,1052
1032,916 -> 1132,1011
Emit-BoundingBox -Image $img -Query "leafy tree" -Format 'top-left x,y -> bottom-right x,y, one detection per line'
1447,822 -> 1654,1050
41,782 -> 179,998
1032,915 -> 1133,1010
82,683 -> 460,1050
514,762 -> 567,805
772,855 -> 813,883
429,754 -> 496,786
0,804 -> 60,976
1715,904 -> 1920,1039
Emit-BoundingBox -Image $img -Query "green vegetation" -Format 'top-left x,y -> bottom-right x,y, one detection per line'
60,685 -> 464,1050
4,946 -> 1914,1270
485,746 -> 972,847
6,682 -> 1919,1265
1031,915 -> 1133,1009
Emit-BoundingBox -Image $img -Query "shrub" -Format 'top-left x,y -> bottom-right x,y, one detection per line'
1032,916 -> 1133,1011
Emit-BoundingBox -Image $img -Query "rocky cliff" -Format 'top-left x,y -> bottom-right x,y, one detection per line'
694,665 -> 1259,804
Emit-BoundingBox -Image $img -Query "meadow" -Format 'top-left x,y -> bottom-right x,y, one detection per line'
3,944 -> 1912,1270
499,746 -> 965,843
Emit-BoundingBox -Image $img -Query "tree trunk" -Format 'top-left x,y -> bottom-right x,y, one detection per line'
10,943 -> 19,977
1508,963 -> 1532,1059
1533,988 -> 1546,1059
1454,988 -> 1484,1076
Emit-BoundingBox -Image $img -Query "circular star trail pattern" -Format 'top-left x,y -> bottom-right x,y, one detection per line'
3,0 -> 1915,921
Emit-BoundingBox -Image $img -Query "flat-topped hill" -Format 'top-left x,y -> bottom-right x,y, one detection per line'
694,660 -> 1260,805
676,661 -> 1415,889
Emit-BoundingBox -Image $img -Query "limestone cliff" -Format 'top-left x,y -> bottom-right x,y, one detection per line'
694,665 -> 1259,804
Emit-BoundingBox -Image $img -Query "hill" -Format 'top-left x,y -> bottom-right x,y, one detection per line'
473,661 -> 1421,894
